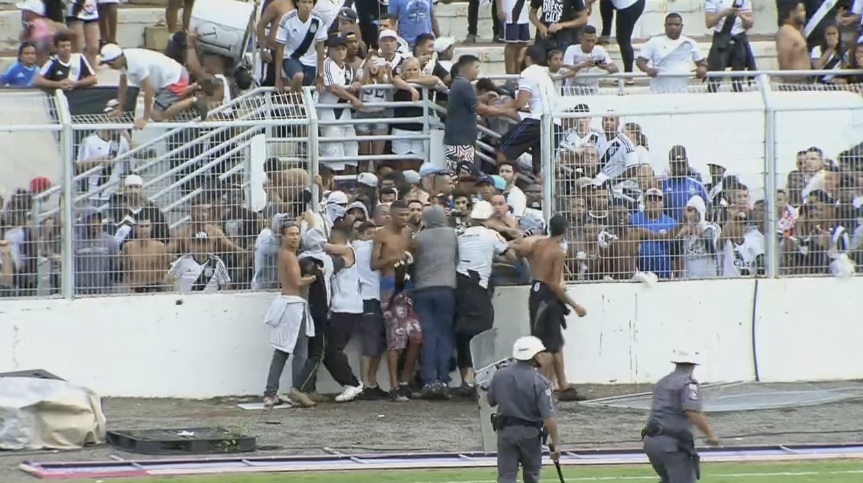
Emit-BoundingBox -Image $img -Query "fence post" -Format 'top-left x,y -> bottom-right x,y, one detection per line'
539,85 -> 555,223
758,74 -> 779,279
302,86 -> 321,214
55,90 -> 75,299
422,86 -> 431,165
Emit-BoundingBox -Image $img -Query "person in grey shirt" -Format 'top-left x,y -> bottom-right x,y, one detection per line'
488,336 -> 560,483
410,205 -> 458,399
443,55 -> 517,176
74,210 -> 120,295
642,349 -> 719,483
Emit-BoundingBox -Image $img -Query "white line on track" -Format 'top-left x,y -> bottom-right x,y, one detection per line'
409,468 -> 863,483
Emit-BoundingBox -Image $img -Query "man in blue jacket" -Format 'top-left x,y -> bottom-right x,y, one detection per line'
661,145 -> 710,222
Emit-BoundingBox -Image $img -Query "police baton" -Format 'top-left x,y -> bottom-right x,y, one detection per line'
548,444 -> 565,483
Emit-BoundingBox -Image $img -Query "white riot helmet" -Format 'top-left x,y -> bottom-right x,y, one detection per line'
512,336 -> 546,361
671,349 -> 702,365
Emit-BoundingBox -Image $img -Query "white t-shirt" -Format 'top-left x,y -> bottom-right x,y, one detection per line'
625,145 -> 651,169
456,225 -> 510,289
637,35 -> 705,93
810,46 -> 844,83
168,254 -> 231,293
506,185 -> 527,218
562,44 -> 613,89
721,228 -> 765,277
312,0 -> 341,31
704,0 -> 752,35
503,0 -> 531,23
612,0 -> 638,8
275,11 -> 328,68
76,132 -> 133,201
67,0 -> 98,21
352,239 -> 380,301
122,48 -> 184,90
319,57 -> 355,121
518,64 -> 557,121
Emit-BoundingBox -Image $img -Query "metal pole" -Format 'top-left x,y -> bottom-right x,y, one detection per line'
422,86 -> 431,165
56,90 -> 75,299
539,86 -> 554,224
757,74 -> 778,279
302,87 -> 321,214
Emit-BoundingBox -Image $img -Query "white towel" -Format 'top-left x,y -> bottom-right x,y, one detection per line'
264,294 -> 314,353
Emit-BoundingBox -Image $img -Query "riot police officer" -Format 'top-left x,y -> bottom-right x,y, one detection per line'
488,336 -> 560,483
642,349 -> 720,483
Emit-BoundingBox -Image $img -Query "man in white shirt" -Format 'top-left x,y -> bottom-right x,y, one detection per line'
100,43 -> 204,129
635,13 -> 707,93
497,45 -> 561,176
274,0 -> 328,92
705,0 -> 755,93
562,25 -> 619,94
498,162 -> 527,217
498,0 -> 532,74
319,35 -> 363,171
75,102 -> 133,205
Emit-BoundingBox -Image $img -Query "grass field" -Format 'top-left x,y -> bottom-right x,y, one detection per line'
99,460 -> 863,483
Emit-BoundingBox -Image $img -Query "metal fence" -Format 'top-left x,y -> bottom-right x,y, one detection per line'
543,70 -> 863,282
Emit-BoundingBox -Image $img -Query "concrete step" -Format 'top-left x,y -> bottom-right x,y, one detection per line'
0,0 -> 779,51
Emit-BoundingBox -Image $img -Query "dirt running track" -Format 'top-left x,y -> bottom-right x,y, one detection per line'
2,383 -> 863,482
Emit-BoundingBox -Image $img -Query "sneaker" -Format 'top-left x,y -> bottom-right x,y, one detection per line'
359,385 -> 387,400
289,388 -> 317,407
457,382 -> 476,398
464,34 -> 477,44
435,382 -> 453,400
335,383 -> 364,403
390,387 -> 409,402
263,395 -> 280,410
557,386 -> 588,402
401,383 -> 416,399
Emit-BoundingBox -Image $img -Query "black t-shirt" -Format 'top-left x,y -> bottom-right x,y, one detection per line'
39,53 -> 94,82
391,87 -> 428,131
530,0 -> 585,44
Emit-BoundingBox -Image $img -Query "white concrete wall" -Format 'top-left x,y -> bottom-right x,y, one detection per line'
2,277 -> 863,398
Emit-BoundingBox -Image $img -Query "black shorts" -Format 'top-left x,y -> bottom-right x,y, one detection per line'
358,299 -> 386,357
498,119 -> 562,175
455,272 -> 494,335
258,58 -> 276,87
503,23 -> 530,43
528,280 -> 565,353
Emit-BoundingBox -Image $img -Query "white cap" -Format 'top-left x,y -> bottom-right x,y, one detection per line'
17,0 -> 45,16
103,99 -> 120,114
671,349 -> 701,365
512,336 -> 546,361
434,37 -> 456,53
357,172 -> 378,188
326,190 -> 349,205
403,170 -> 421,185
100,43 -> 124,64
379,29 -> 398,40
124,174 -> 143,187
470,200 -> 494,221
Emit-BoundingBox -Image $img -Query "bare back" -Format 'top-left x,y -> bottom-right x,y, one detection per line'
776,25 -> 810,81
526,238 -> 566,286
123,240 -> 169,286
265,0 -> 295,48
278,247 -> 302,296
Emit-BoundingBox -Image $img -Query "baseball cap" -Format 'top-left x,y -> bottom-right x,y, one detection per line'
470,200 -> 494,220
403,170 -> 421,184
328,34 -> 349,47
379,29 -> 398,40
357,172 -> 378,188
491,175 -> 506,191
434,37 -> 456,53
644,187 -> 664,198
17,0 -> 45,16
100,43 -> 124,64
124,174 -> 144,187
337,7 -> 358,22
419,163 -> 445,177
29,176 -> 51,194
476,174 -> 495,186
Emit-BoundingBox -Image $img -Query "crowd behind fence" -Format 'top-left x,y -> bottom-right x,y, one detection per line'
2,70 -> 863,299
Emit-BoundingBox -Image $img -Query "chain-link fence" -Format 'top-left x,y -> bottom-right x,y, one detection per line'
543,71 -> 863,282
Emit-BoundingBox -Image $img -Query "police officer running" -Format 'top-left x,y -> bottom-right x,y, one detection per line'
642,349 -> 720,483
488,336 -> 560,483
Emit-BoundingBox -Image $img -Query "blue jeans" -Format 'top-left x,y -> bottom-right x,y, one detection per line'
412,287 -> 456,386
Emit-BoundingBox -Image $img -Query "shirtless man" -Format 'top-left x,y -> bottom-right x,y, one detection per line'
370,200 -> 419,401
515,214 -> 588,401
776,0 -> 810,84
256,0 -> 293,87
122,219 -> 170,293
263,223 -> 317,409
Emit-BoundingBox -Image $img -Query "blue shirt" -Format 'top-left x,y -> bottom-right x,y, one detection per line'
1,62 -> 38,87
630,212 -> 677,279
388,0 -> 433,47
660,177 -> 709,222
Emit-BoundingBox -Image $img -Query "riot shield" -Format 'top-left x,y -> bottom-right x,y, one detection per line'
470,328 -> 516,454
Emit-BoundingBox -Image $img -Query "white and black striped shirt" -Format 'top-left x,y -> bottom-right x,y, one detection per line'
168,254 -> 231,293
275,10 -> 328,67
596,133 -> 636,183
39,53 -> 94,82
